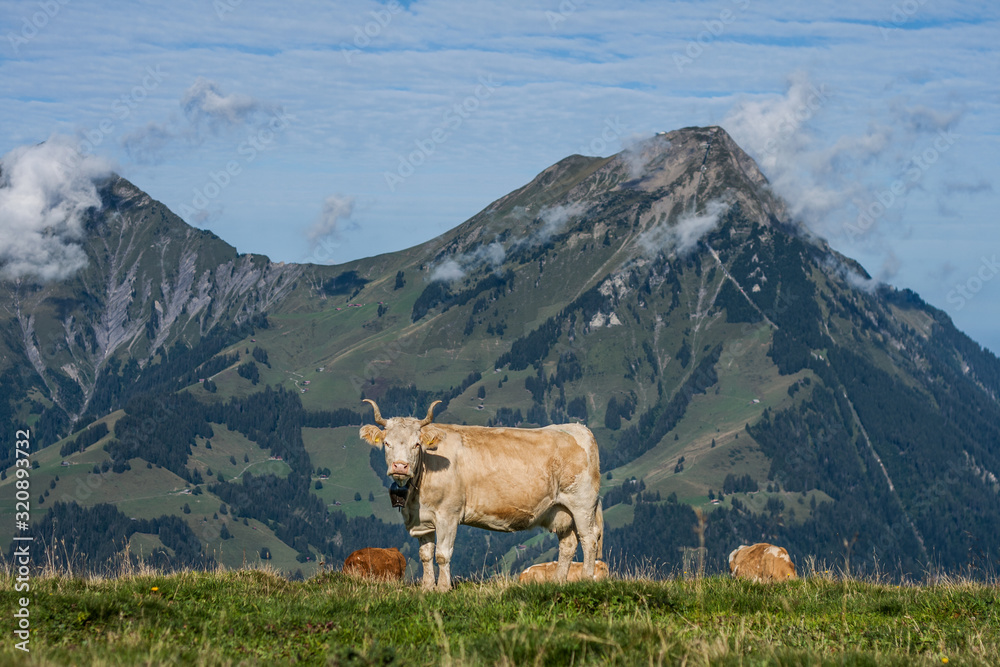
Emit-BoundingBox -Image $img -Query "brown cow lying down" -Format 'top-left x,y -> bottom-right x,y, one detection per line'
343,547 -> 406,581
519,560 -> 610,583
728,543 -> 797,582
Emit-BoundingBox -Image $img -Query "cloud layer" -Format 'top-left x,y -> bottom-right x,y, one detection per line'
0,136 -> 112,281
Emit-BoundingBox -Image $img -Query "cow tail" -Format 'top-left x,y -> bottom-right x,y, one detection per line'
595,498 -> 604,558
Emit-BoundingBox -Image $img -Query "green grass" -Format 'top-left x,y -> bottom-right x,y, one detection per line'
2,568 -> 997,665
602,327 -> 812,523
190,424 -> 287,482
302,427 -> 403,524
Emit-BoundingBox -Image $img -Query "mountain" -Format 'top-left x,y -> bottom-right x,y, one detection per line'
3,126 -> 999,579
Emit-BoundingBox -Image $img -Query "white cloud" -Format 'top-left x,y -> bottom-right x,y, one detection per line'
182,77 -> 269,128
0,136 -> 113,282
823,256 -> 878,294
429,241 -> 506,282
429,258 -> 466,282
619,133 -> 671,180
722,71 -> 842,223
637,199 -> 730,257
536,202 -> 587,242
123,78 -> 278,163
306,194 -> 355,246
721,70 -> 970,300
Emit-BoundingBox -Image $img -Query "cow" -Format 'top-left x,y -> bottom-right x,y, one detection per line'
342,547 -> 407,581
519,559 -> 610,584
360,399 -> 603,591
728,543 -> 797,582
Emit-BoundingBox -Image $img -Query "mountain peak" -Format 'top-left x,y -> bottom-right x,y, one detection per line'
602,126 -> 786,227
425,126 -> 787,267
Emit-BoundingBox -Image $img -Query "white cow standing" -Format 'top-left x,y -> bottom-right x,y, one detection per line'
360,399 -> 603,591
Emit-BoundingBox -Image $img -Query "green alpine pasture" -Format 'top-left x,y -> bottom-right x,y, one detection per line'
2,567 -> 997,665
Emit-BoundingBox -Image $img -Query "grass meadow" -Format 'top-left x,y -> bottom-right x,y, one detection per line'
2,559 -> 998,666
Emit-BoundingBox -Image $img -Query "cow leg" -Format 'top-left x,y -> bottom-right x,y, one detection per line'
418,534 -> 436,591
568,503 -> 599,580
434,519 -> 459,592
573,512 -> 604,581
555,527 -> 578,583
578,518 -> 597,580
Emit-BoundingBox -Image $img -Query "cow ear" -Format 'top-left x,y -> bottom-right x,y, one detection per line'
360,424 -> 385,446
419,426 -> 444,450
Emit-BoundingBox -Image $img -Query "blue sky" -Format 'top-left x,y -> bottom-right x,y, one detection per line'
1,0 -> 998,352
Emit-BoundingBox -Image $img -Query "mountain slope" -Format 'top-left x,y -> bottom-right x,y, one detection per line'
0,176 -> 308,437
3,127 -> 999,579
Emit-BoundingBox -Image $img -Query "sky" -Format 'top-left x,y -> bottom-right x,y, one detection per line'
1,0 -> 998,353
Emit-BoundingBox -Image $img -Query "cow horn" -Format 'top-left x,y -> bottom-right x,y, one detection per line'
419,400 -> 442,426
363,399 -> 386,426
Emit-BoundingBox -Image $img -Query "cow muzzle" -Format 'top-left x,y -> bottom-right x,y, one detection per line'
390,460 -> 410,481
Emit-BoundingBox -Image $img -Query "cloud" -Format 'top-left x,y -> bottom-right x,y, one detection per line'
0,136 -> 113,282
181,77 -> 273,130
722,72 -> 840,221
429,241 -> 505,282
430,199 -> 586,282
890,102 -> 960,134
429,258 -> 465,282
123,78 -> 278,163
636,199 -> 730,257
619,133 -> 671,180
722,71 -> 966,290
536,202 -> 587,242
443,201 -> 585,281
306,195 -> 355,246
844,269 -> 878,294
823,256 -> 878,294
878,249 -> 901,282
